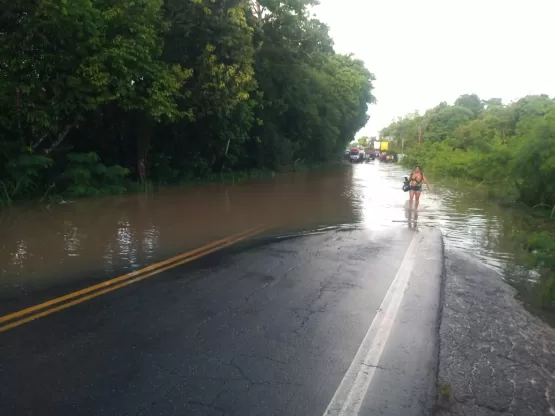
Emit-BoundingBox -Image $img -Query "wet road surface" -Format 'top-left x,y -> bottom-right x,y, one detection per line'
0,224 -> 443,416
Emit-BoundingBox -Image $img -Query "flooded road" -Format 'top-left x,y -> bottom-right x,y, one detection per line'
3,162 -> 554,416
0,162 -> 538,300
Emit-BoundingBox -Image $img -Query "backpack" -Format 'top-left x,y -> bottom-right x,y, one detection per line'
402,177 -> 410,192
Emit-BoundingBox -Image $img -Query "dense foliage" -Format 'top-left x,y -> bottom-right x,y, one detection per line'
383,94 -> 555,207
0,0 -> 375,202
382,94 -> 555,308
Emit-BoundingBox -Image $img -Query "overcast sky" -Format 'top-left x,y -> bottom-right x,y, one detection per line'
313,0 -> 555,138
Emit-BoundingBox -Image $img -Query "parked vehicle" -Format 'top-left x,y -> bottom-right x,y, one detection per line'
349,148 -> 365,163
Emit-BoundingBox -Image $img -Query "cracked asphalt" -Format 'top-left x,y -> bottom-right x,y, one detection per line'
0,226 -> 443,416
435,247 -> 555,416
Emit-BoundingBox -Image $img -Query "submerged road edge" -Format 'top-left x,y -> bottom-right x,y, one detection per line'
0,226 -> 270,333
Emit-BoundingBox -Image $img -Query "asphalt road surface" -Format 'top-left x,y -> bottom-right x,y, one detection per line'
0,225 -> 443,416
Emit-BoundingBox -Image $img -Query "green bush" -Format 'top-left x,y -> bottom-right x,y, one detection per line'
0,153 -> 53,205
65,152 -> 130,197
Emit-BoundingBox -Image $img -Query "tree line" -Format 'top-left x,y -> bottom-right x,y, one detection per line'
381,93 -> 555,307
381,93 -> 555,208
0,0 -> 375,203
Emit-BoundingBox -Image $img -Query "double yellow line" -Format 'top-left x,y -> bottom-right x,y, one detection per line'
0,225 -> 270,333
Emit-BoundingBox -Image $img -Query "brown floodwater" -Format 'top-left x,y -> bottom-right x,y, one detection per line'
0,167 -> 359,295
0,162 -> 547,317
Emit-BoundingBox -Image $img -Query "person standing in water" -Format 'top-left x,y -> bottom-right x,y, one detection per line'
409,165 -> 430,210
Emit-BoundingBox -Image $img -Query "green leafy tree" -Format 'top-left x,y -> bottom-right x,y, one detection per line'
0,0 -> 185,153
424,105 -> 474,143
161,0 -> 257,173
0,0 -> 376,202
0,0 -> 187,193
358,136 -> 370,147
454,94 -> 484,118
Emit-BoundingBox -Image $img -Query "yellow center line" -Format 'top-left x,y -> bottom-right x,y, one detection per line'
0,226 -> 270,332
0,226 -> 268,328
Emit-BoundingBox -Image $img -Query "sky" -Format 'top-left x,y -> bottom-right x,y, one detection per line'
312,0 -> 555,138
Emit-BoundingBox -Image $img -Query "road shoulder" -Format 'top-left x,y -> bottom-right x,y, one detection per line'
435,247 -> 555,415
322,227 -> 444,416
356,228 -> 443,416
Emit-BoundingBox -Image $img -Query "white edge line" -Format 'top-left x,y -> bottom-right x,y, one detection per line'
323,233 -> 420,416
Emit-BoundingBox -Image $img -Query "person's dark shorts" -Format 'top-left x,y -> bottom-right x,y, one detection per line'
410,185 -> 422,192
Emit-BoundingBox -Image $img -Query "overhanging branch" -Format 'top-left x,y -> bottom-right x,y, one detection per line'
44,123 -> 77,154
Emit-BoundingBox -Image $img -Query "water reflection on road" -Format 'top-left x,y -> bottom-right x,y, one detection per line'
352,163 -> 519,270
0,162 -> 534,297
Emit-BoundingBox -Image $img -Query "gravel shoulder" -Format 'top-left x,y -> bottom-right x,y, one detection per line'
435,246 -> 555,416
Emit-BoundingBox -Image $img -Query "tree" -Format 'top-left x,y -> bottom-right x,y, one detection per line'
484,98 -> 503,108
0,0 -> 185,155
424,105 -> 474,143
358,136 -> 370,147
159,0 -> 257,175
454,94 -> 484,118
246,2 -> 374,167
0,0 -> 376,202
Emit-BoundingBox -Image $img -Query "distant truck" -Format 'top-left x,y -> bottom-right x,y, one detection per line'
364,148 -> 377,160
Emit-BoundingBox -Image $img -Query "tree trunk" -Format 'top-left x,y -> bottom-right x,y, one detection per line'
137,114 -> 152,184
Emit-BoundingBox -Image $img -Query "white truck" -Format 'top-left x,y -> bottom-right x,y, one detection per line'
349,148 -> 365,163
